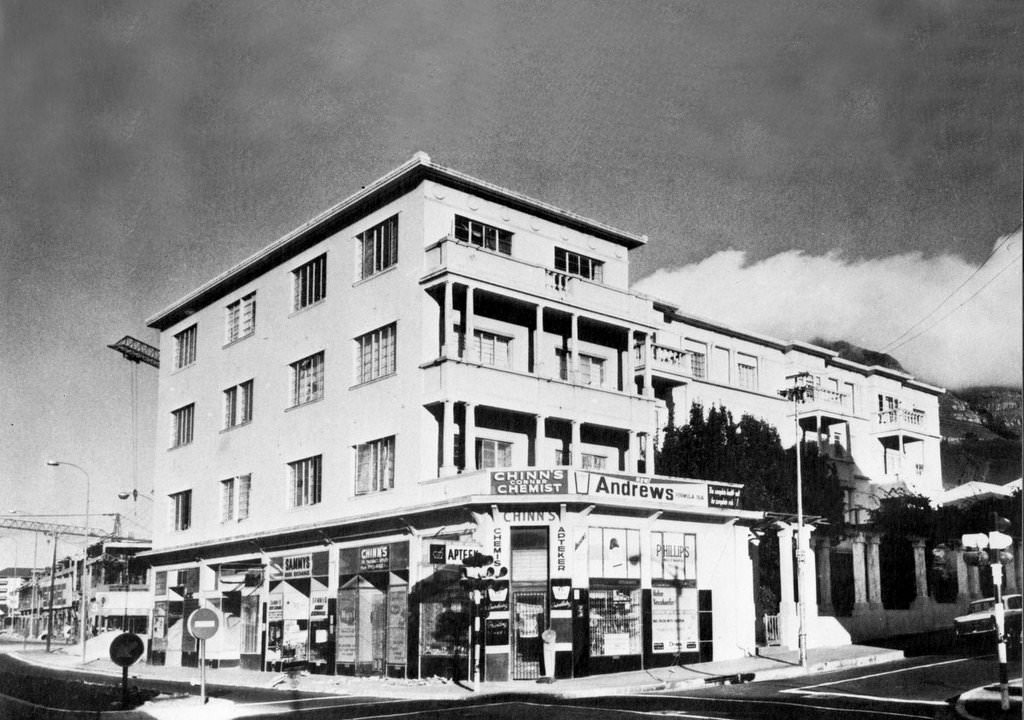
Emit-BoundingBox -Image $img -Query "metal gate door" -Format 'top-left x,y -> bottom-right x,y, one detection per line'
512,591 -> 545,680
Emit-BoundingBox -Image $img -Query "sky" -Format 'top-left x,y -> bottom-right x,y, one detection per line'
0,1 -> 1021,570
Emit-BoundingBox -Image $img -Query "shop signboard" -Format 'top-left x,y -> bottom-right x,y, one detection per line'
429,542 -> 483,565
708,484 -> 742,509
490,469 -> 568,495
550,579 -> 571,610
359,545 -> 390,572
485,617 -> 509,645
651,532 -> 697,585
335,592 -> 356,663
650,585 -> 699,653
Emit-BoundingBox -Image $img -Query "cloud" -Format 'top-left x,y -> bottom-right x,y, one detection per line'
634,228 -> 1022,390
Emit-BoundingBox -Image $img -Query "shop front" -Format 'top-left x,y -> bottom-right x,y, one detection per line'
414,468 -> 752,682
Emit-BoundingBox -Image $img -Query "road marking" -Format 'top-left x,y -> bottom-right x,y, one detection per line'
641,693 -> 934,719
788,690 -> 948,706
790,656 -> 975,690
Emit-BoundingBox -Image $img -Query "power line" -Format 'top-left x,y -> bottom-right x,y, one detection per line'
885,251 -> 1022,354
880,231 -> 1020,353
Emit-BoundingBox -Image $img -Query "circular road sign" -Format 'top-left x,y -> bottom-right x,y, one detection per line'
187,607 -> 221,640
109,632 -> 145,667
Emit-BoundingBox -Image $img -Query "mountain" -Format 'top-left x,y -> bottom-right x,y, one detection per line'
808,339 -> 908,374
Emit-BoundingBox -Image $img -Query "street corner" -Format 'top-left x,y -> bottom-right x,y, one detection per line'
955,679 -> 1022,720
139,694 -> 240,720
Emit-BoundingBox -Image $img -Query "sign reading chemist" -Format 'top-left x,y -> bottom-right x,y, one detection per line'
490,469 -> 568,495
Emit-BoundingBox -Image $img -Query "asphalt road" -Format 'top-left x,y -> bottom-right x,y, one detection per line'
1,633 -> 1017,719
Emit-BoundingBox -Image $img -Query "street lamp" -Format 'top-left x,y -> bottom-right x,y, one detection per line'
117,490 -> 153,502
46,460 -> 90,664
778,373 -> 812,669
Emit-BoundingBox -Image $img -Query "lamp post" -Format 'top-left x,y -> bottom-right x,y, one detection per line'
46,460 -> 91,665
779,373 -> 811,669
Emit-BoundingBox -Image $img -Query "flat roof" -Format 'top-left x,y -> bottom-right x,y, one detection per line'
147,152 -> 648,331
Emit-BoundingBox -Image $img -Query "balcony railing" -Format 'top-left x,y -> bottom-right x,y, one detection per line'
634,343 -> 692,379
876,408 -> 925,428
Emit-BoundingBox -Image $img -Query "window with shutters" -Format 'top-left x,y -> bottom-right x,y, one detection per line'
226,292 -> 256,343
289,456 -> 322,507
472,330 -> 511,368
224,380 -> 253,428
578,354 -> 606,386
174,325 -> 197,369
356,323 -> 397,384
736,353 -> 758,390
355,436 -> 395,494
359,215 -> 398,279
291,352 -> 324,406
170,490 -> 192,532
293,255 -> 326,310
220,474 -> 251,522
171,404 -> 194,447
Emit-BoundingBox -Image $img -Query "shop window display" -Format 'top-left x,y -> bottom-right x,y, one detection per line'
589,587 -> 641,657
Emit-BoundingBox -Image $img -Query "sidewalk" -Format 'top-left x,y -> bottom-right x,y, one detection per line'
8,638 -> 905,715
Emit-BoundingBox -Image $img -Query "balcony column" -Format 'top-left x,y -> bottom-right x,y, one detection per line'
463,403 -> 477,472
535,414 -> 546,466
443,281 -> 455,359
534,305 -> 545,376
966,560 -> 982,600
814,537 -> 834,615
571,420 -> 581,468
852,533 -> 869,615
642,333 -> 653,398
1005,541 -> 1021,594
626,430 -> 637,474
464,286 -> 475,362
622,328 -> 635,393
440,399 -> 457,477
866,534 -> 883,608
569,313 -> 579,382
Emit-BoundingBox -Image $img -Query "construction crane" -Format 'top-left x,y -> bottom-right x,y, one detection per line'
0,514 -> 128,540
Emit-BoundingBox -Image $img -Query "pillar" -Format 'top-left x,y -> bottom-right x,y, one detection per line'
465,286 -> 475,362
534,305 -> 545,376
463,403 -> 476,472
911,538 -> 930,608
440,399 -> 457,476
798,524 -> 818,620
443,281 -> 455,359
570,420 -> 581,468
966,562 -> 981,600
954,546 -> 971,605
777,525 -> 797,647
814,538 -> 834,615
642,333 -> 653,398
1004,541 -> 1020,594
535,414 -> 546,466
569,313 -> 577,383
623,328 -> 636,393
866,535 -> 882,607
626,430 -> 637,474
852,533 -> 869,615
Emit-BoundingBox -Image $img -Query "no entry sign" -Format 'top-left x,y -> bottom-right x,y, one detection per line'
187,607 -> 221,640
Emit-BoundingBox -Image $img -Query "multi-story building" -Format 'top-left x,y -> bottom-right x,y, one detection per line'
141,153 -> 949,680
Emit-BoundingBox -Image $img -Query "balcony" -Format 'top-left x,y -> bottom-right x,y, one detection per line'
422,359 -> 656,429
874,408 -> 926,433
634,342 -> 693,384
423,237 -> 648,320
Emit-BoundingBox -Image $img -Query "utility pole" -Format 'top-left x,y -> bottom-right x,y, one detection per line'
779,372 -> 812,668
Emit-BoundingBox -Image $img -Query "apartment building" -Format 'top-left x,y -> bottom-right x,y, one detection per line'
142,153 -> 944,679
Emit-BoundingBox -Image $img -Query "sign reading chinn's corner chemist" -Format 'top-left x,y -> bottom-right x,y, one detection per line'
488,469 -> 741,510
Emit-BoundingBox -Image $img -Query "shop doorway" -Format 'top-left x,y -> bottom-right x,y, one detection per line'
512,590 -> 546,680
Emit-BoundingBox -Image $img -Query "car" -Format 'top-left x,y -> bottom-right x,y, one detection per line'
954,593 -> 1022,642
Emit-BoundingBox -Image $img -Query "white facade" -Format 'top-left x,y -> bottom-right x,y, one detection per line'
142,153 -> 944,678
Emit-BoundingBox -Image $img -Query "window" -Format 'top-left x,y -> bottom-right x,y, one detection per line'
174,325 -> 197,369
171,404 -> 194,447
554,247 -> 603,282
355,436 -> 395,494
224,380 -> 253,428
472,330 -> 511,367
170,490 -> 192,531
578,354 -> 606,386
291,352 -> 324,406
293,254 -> 326,310
477,438 -> 512,469
455,215 -> 512,255
289,455 -> 322,507
581,453 -> 607,470
687,342 -> 707,379
736,353 -> 758,390
556,348 -> 570,381
226,292 -> 256,343
356,323 -> 397,384
359,215 -> 398,279
221,474 -> 251,522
